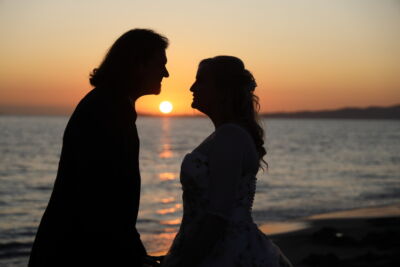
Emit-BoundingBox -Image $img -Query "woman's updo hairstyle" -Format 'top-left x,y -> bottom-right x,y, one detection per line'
199,56 -> 267,169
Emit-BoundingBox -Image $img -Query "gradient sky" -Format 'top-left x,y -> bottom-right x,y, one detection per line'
1,0 -> 399,115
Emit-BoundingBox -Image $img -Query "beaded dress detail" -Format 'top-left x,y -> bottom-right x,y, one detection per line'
162,125 -> 292,267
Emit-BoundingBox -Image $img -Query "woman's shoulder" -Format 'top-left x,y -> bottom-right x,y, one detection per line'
210,123 -> 259,172
212,123 -> 257,156
215,123 -> 253,143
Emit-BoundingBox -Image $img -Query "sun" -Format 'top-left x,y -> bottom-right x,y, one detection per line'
159,101 -> 173,114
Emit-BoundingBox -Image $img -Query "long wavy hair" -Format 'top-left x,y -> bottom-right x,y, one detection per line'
200,56 -> 267,169
89,29 -> 168,91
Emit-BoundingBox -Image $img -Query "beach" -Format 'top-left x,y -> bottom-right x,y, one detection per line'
148,203 -> 400,266
264,203 -> 400,267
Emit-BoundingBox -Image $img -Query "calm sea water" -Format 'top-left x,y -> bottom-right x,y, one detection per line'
1,116 -> 399,266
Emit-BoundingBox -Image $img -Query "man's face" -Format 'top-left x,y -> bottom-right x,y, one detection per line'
140,50 -> 169,96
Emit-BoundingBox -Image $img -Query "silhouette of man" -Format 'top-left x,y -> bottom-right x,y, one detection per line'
29,29 -> 169,267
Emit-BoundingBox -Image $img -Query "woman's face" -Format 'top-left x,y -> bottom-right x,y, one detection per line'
190,64 -> 220,116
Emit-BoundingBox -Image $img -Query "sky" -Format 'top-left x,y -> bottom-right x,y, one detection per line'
0,0 -> 399,115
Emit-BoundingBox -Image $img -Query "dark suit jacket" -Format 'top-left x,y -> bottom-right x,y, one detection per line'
29,87 -> 146,267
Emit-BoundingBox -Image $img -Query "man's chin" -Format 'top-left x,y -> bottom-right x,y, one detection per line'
152,87 -> 161,95
146,85 -> 161,95
153,84 -> 162,95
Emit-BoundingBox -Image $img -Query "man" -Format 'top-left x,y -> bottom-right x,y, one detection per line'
29,29 -> 169,267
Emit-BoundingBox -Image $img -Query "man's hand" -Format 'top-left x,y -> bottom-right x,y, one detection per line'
143,255 -> 165,267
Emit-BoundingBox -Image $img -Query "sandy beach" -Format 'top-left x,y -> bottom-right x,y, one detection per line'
264,203 -> 400,267
150,204 -> 400,266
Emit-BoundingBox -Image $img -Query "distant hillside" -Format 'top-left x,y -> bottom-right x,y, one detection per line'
263,105 -> 400,119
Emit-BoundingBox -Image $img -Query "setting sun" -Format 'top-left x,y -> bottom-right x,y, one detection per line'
159,101 -> 173,114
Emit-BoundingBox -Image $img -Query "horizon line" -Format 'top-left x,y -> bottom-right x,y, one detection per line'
0,104 -> 398,117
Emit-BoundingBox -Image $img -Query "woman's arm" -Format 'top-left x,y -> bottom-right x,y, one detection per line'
181,124 -> 251,266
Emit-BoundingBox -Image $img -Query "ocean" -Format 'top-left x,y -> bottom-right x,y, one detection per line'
1,116 -> 399,266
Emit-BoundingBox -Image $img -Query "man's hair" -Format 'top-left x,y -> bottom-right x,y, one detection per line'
89,29 -> 168,88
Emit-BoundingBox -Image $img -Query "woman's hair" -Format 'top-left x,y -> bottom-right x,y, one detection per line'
89,29 -> 168,89
200,56 -> 267,169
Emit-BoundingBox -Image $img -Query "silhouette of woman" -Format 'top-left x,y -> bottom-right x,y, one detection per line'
29,29 -> 169,267
162,56 -> 292,267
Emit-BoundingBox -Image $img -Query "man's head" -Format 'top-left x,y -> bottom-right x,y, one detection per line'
89,29 -> 169,98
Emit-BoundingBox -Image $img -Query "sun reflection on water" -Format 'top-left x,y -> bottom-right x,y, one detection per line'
160,197 -> 175,204
160,218 -> 182,226
156,204 -> 182,215
159,144 -> 173,158
159,118 -> 174,159
158,172 -> 176,181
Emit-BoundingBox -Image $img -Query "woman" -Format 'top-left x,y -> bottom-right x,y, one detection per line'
162,56 -> 292,267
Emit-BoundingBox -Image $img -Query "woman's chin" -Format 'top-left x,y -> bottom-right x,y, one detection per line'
191,103 -> 206,115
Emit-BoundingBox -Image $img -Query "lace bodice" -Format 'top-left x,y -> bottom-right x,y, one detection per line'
162,124 -> 292,267
180,151 -> 257,225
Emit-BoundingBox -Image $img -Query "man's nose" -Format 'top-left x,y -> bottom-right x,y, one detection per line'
190,84 -> 196,92
163,67 -> 169,78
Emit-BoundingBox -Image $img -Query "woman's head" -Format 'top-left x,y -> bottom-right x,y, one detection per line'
90,29 -> 169,96
191,56 -> 256,119
190,56 -> 267,169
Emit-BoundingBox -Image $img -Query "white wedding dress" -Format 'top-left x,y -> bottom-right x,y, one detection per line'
162,124 -> 292,267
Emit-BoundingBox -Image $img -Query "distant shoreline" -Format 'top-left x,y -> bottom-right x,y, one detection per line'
261,104 -> 400,120
1,104 -> 399,119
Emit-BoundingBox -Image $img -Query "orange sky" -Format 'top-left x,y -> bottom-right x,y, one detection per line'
0,0 -> 399,115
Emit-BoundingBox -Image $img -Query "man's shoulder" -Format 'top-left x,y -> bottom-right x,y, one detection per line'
73,88 -> 118,118
70,87 -> 135,129
66,88 -> 104,127
76,88 -> 106,109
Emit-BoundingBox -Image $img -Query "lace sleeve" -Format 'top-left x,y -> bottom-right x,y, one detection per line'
206,123 -> 254,219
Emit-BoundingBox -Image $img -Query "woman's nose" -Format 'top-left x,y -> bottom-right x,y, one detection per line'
190,83 -> 196,92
